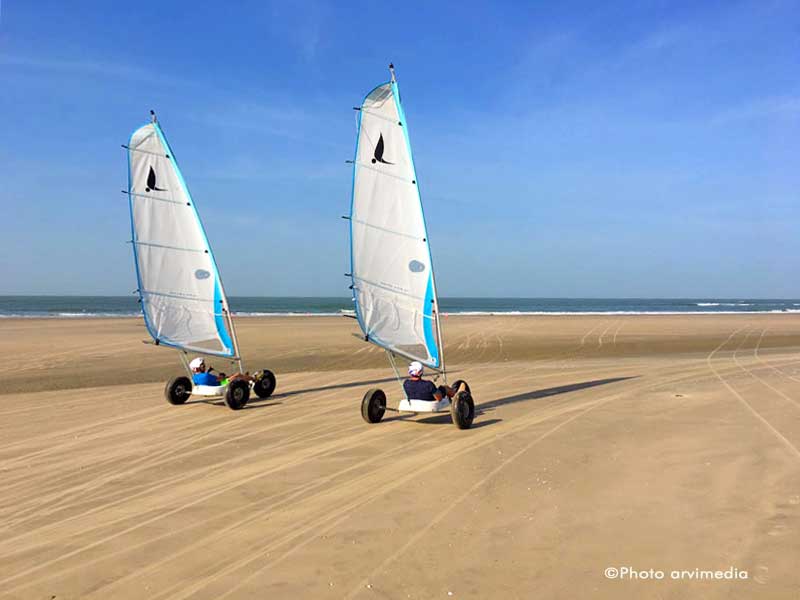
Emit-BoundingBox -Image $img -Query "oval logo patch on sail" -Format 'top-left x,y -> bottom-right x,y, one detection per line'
194,269 -> 211,280
408,260 -> 426,273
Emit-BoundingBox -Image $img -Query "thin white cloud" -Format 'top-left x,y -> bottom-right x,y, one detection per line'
268,0 -> 329,62
0,53 -> 194,87
185,99 -> 345,148
710,96 -> 800,124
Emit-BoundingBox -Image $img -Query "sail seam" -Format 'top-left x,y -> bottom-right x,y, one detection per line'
359,109 -> 401,125
125,146 -> 169,158
354,161 -> 415,184
353,275 -> 425,302
133,241 -> 207,253
126,191 -> 185,205
141,289 -> 216,303
351,218 -> 424,241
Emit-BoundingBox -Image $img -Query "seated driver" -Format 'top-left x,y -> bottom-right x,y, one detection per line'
189,357 -> 252,386
403,361 -> 458,401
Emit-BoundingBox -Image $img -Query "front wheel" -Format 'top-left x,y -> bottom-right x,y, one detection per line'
450,379 -> 471,394
361,388 -> 386,424
253,369 -> 277,398
165,376 -> 192,405
451,391 -> 475,429
224,379 -> 250,411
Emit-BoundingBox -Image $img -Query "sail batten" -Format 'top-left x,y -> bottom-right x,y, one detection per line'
126,191 -> 186,205
126,120 -> 236,358
349,77 -> 442,370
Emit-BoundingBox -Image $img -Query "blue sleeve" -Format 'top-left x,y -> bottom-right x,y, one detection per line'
193,373 -> 219,385
426,381 -> 438,395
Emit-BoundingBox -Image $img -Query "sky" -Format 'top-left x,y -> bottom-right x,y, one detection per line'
0,0 -> 798,298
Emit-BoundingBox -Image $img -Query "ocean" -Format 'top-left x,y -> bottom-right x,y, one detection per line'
1,296 -> 798,318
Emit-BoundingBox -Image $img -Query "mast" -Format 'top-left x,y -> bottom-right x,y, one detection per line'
390,64 -> 446,378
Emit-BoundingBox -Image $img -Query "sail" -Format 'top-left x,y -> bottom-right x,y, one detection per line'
126,120 -> 236,358
349,78 -> 442,369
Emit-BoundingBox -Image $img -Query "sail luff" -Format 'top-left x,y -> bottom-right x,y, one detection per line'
348,92 -> 368,342
127,121 -> 158,343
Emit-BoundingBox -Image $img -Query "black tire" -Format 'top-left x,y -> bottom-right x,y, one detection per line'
361,388 -> 386,424
165,376 -> 192,405
253,369 -> 277,399
224,379 -> 250,411
450,379 -> 471,394
451,391 -> 475,429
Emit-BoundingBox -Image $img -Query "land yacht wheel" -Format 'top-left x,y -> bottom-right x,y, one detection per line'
253,369 -> 277,398
450,391 -> 475,429
165,376 -> 192,405
224,379 -> 250,410
361,388 -> 387,424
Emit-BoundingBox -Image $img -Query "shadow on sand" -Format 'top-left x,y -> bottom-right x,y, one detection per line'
185,398 -> 284,410
268,371 -> 461,400
382,377 -> 634,428
392,414 -> 503,428
478,376 -> 637,412
268,376 -> 399,400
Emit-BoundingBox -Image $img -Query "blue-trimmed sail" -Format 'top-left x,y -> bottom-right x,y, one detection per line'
349,77 -> 442,368
126,119 -> 236,358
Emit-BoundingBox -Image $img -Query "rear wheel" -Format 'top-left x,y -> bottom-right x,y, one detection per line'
451,391 -> 475,429
361,388 -> 386,424
165,376 -> 192,405
224,379 -> 250,411
253,369 -> 277,399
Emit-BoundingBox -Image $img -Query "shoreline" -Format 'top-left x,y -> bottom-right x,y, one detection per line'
3,313 -> 800,396
3,309 -> 800,320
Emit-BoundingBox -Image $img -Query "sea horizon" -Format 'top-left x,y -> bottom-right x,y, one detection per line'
1,295 -> 799,318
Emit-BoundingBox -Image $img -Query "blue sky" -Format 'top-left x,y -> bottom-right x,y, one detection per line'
1,0 -> 798,297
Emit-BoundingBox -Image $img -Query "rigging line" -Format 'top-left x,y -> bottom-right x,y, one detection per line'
352,275 -> 425,302
140,289 -> 214,303
123,190 -> 185,206
131,241 -> 207,254
171,343 -> 239,360
386,350 -> 408,398
359,108 -> 401,126
351,218 -> 424,242
122,144 -> 170,159
366,335 -> 441,372
358,300 -> 436,323
354,160 -> 415,184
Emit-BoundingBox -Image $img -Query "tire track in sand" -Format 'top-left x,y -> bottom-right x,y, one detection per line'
142,360 -> 739,600
707,327 -> 800,460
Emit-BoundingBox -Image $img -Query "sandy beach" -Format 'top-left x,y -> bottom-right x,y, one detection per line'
2,314 -> 800,599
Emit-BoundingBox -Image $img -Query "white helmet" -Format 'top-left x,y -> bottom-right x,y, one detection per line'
189,357 -> 205,372
408,361 -> 424,377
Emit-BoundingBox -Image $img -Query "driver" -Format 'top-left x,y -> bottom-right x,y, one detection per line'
189,357 -> 252,386
403,361 -> 458,401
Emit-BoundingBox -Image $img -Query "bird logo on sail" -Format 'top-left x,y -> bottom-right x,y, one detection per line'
145,166 -> 167,192
371,134 -> 393,165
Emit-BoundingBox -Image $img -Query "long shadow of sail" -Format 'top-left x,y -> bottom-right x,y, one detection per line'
268,376 -> 399,400
479,376 -> 637,411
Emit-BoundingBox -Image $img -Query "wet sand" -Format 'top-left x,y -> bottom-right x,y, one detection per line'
1,314 -> 800,599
